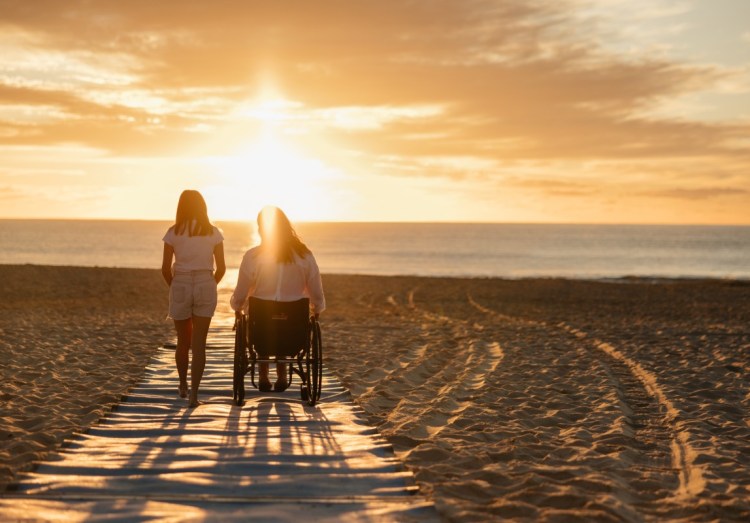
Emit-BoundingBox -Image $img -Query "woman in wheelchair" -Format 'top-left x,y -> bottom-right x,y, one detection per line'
230,206 -> 325,392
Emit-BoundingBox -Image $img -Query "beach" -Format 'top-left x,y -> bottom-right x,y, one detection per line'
322,275 -> 750,521
2,266 -> 749,521
0,265 -> 172,492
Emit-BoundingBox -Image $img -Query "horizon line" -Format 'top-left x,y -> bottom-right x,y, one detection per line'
1,216 -> 749,227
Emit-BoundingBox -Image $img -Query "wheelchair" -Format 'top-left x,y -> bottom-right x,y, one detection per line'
233,297 -> 323,407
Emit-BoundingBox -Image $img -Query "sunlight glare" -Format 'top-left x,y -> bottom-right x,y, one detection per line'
202,129 -> 339,222
238,98 -> 302,123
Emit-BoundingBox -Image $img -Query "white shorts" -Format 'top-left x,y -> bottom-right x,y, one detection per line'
168,271 -> 218,320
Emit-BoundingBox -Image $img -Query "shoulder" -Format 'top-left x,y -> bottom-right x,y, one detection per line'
296,251 -> 318,267
212,225 -> 224,241
242,246 -> 262,262
162,225 -> 177,243
238,246 -> 262,272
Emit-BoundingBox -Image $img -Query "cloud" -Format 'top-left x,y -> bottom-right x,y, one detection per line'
0,0 -> 748,201
0,184 -> 25,199
641,187 -> 748,200
503,176 -> 596,197
0,182 -> 104,205
0,167 -> 85,177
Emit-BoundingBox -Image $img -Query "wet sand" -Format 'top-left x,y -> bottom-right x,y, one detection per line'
2,266 -> 749,521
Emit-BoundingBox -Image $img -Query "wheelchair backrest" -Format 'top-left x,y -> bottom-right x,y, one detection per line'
248,297 -> 310,358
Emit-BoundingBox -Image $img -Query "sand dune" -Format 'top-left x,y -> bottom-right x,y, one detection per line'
1,267 -> 749,521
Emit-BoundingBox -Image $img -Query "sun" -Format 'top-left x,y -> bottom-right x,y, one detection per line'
199,88 -> 343,222
201,127 -> 339,222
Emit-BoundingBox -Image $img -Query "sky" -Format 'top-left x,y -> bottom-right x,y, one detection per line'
0,0 -> 749,224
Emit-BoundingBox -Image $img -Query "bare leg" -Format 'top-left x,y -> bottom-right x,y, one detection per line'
173,319 -> 192,397
274,362 -> 289,391
188,315 -> 211,407
276,362 -> 288,382
258,362 -> 272,390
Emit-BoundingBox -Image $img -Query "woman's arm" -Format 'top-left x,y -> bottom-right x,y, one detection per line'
306,253 -> 326,316
161,243 -> 174,285
230,252 -> 255,311
214,242 -> 226,284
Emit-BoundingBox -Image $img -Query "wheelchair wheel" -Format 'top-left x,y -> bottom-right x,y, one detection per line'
233,316 -> 246,406
307,318 -> 323,406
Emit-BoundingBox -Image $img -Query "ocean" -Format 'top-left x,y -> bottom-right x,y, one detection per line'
0,220 -> 748,281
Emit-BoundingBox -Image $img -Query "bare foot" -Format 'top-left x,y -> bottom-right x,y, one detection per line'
259,372 -> 272,392
178,382 -> 188,398
188,392 -> 201,408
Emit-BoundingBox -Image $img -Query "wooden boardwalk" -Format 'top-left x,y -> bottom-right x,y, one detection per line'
1,318 -> 437,521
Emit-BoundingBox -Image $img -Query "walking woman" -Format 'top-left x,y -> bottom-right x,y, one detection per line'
162,190 -> 226,407
230,206 -> 325,392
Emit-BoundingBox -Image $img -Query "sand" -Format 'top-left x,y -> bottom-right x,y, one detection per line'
2,266 -> 749,522
0,265 -> 172,492
321,275 -> 750,522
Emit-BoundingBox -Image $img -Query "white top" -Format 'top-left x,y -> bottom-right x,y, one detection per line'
163,224 -> 224,273
230,246 -> 326,314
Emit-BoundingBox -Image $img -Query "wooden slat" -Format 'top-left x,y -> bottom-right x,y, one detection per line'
0,322 -> 437,521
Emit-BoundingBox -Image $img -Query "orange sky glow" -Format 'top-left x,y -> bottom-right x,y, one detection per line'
1,1 -> 749,224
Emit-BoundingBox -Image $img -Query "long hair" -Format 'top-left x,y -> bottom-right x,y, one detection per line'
257,206 -> 311,263
174,190 -> 213,236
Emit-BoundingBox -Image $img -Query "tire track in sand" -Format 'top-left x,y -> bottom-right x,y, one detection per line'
563,326 -> 706,500
362,289 -> 503,446
468,294 -> 706,503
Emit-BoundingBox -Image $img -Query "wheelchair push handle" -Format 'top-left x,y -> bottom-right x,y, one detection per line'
233,310 -> 245,331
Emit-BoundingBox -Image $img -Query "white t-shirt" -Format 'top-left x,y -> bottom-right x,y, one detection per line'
163,224 -> 224,272
230,246 -> 326,314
